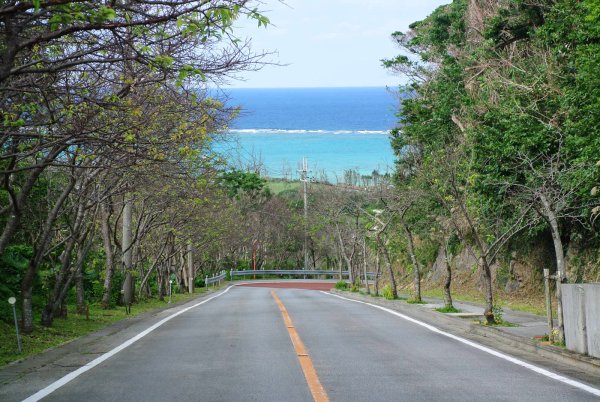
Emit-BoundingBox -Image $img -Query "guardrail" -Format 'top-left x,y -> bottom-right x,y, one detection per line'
230,269 -> 379,280
205,270 -> 227,287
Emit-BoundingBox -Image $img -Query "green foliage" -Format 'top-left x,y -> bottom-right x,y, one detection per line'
382,284 -> 396,300
335,281 -> 348,290
495,262 -> 511,287
385,0 -> 600,298
0,245 -> 31,322
218,169 -> 271,199
112,271 -> 126,306
492,304 -> 504,323
48,4 -> 117,30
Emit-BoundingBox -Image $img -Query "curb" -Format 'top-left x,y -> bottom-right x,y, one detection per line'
468,323 -> 600,376
330,289 -> 600,377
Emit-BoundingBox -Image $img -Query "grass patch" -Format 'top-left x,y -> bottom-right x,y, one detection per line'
407,299 -> 427,304
0,288 -> 208,367
474,319 -> 519,327
334,280 -> 348,290
422,288 -> 547,317
266,180 -> 301,195
435,306 -> 462,313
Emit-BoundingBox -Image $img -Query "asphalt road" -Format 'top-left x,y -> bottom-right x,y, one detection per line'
25,286 -> 600,401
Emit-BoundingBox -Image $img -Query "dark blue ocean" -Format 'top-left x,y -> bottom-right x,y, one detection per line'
217,87 -> 398,181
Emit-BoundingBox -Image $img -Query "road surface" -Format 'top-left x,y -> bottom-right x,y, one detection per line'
20,285 -> 600,401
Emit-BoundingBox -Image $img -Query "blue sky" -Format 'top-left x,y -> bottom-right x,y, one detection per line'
228,0 -> 449,88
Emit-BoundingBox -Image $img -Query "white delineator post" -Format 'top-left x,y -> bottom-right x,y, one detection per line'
8,297 -> 21,353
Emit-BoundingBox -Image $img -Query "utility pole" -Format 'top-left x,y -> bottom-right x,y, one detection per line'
298,157 -> 309,273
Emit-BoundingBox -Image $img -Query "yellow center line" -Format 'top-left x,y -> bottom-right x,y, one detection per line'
271,291 -> 329,402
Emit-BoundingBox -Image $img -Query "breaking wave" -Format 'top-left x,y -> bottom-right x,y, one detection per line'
228,128 -> 389,135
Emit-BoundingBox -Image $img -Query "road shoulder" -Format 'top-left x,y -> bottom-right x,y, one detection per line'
329,289 -> 600,386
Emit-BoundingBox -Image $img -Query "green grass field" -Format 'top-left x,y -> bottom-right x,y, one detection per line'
266,180 -> 301,194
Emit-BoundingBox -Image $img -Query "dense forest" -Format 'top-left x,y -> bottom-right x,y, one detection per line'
0,0 -> 599,352
381,0 -> 600,335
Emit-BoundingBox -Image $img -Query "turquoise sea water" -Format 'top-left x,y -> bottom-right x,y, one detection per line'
217,87 -> 398,180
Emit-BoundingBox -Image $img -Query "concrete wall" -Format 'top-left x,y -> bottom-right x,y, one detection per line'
584,284 -> 600,358
562,283 -> 600,357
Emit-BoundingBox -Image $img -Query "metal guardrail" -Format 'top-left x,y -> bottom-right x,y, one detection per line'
205,270 -> 227,287
230,269 -> 380,280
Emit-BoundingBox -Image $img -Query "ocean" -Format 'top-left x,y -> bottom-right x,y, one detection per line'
216,87 -> 398,181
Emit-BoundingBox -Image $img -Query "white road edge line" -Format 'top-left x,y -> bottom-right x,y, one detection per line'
322,291 -> 600,397
22,286 -> 233,402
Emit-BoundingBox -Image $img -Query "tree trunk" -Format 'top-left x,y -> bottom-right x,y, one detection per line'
363,237 -> 370,295
187,243 -> 194,293
100,203 -> 115,308
43,199 -> 90,326
539,193 -> 566,344
479,256 -> 495,325
378,234 -> 397,299
0,149 -> 64,255
21,286 -> 34,333
374,248 -> 381,296
157,263 -> 166,301
41,236 -> 76,327
442,244 -> 453,309
122,197 -> 133,312
180,249 -> 188,291
75,245 -> 87,315
21,175 -> 76,333
335,224 -> 354,283
403,223 -> 421,302
0,211 -> 21,257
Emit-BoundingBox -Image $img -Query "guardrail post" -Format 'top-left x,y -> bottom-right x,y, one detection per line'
205,275 -> 208,288
230,269 -> 233,282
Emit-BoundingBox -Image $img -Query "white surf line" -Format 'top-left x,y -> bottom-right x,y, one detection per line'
22,286 -> 233,402
322,291 -> 600,397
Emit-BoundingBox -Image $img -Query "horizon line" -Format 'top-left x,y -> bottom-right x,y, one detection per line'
220,85 -> 402,90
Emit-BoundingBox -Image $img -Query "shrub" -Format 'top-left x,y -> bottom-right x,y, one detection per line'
335,280 -> 348,290
382,284 -> 396,300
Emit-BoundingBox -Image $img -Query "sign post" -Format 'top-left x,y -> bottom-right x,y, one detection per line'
8,297 -> 21,353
